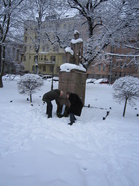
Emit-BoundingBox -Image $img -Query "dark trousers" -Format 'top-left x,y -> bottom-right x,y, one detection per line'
70,113 -> 76,122
46,101 -> 53,117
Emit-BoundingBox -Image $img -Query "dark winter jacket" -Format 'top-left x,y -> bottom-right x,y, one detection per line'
42,89 -> 60,104
68,93 -> 83,116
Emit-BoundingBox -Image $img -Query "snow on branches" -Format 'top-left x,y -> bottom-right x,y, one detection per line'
113,76 -> 139,117
17,74 -> 43,102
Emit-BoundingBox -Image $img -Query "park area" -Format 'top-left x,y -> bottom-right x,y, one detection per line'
0,76 -> 139,186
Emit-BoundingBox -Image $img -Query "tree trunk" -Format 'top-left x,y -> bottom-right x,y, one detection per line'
0,45 -> 5,88
34,48 -> 39,75
88,17 -> 93,38
30,93 -> 32,102
123,97 -> 128,117
0,75 -> 3,88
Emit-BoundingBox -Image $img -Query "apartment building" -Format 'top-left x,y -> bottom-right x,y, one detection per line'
87,44 -> 139,83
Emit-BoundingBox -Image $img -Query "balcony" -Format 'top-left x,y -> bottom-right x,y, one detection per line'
38,61 -> 55,65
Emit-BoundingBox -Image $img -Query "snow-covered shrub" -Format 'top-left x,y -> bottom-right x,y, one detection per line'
113,76 -> 139,117
17,74 -> 43,102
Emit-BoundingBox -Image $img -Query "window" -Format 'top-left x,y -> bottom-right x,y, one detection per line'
50,56 -> 56,62
120,62 -> 122,68
63,56 -> 66,63
43,66 -> 46,71
50,65 -> 53,72
25,36 -> 27,42
53,45 -> 59,52
41,55 -> 43,60
129,64 -> 132,68
115,72 -> 117,77
98,64 -> 101,71
16,50 -> 19,61
119,72 -> 122,77
115,61 -> 118,67
44,55 -> 46,60
46,45 -> 50,52
42,46 -> 45,52
34,56 -> 36,61
24,46 -> 27,52
103,64 -> 105,71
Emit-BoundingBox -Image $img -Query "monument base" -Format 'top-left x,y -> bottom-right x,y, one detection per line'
58,69 -> 86,106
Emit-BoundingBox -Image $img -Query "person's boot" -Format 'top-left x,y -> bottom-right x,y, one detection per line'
68,121 -> 75,125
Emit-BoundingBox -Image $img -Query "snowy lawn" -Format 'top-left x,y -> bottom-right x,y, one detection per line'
0,78 -> 139,186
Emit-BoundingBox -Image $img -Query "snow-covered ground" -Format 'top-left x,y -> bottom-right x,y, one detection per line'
0,77 -> 139,186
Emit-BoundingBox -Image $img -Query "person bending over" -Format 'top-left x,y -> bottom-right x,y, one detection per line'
66,91 -> 83,125
42,89 -> 63,118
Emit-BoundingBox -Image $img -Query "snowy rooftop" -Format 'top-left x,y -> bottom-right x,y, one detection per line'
60,63 -> 86,72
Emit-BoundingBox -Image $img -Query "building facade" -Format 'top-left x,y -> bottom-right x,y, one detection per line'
5,40 -> 24,74
23,15 -> 138,81
87,45 -> 139,83
23,15 -> 89,76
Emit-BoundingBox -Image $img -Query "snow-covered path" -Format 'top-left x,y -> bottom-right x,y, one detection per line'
0,79 -> 139,186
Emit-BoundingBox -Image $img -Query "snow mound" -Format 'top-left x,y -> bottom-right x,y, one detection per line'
60,63 -> 86,72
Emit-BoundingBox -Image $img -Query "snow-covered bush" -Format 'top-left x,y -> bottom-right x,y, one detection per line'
17,74 -> 43,102
113,76 -> 139,117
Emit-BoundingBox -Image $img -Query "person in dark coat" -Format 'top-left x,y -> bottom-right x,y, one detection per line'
66,91 -> 83,125
42,89 -> 63,118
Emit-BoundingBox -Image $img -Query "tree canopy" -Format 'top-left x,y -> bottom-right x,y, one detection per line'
17,74 -> 43,102
113,76 -> 139,116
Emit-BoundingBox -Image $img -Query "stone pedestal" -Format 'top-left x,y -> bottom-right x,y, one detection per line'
58,70 -> 86,105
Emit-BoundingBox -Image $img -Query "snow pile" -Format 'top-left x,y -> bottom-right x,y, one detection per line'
87,78 -> 109,84
71,38 -> 83,44
65,47 -> 74,55
60,63 -> 86,72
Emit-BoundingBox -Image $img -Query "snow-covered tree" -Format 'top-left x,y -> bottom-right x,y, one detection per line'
23,0 -> 72,75
67,0 -> 139,69
17,74 -> 43,102
0,0 -> 25,88
113,76 -> 139,117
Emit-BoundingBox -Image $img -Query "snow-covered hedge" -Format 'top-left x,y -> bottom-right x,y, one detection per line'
113,76 -> 139,117
17,74 -> 43,102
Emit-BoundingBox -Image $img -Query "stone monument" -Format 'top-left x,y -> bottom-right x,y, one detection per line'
58,30 -> 86,107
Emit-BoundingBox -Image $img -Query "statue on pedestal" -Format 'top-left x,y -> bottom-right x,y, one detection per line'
58,30 -> 86,118
65,30 -> 83,65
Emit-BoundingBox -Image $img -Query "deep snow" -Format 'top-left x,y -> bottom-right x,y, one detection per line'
0,77 -> 139,186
